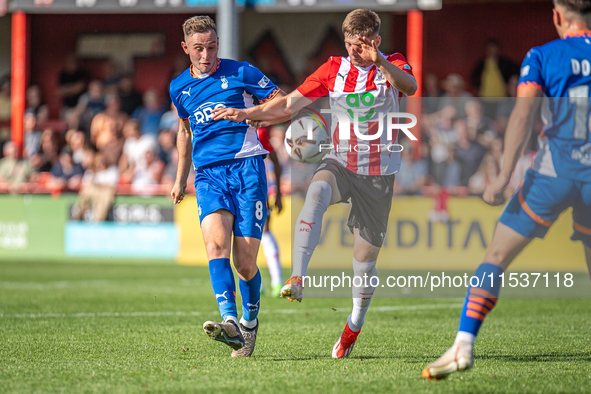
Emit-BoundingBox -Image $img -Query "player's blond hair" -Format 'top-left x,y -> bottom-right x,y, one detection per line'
554,0 -> 591,26
342,9 -> 381,38
183,16 -> 217,38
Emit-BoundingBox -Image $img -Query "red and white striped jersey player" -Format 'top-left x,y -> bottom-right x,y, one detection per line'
213,9 -> 417,359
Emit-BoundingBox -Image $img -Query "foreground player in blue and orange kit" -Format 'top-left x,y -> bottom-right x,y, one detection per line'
169,16 -> 280,357
423,0 -> 591,379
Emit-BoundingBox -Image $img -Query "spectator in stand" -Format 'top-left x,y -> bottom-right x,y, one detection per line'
470,39 -> 520,117
76,80 -> 106,137
429,133 -> 449,186
423,73 -> 443,114
30,129 -> 61,173
23,112 -> 43,159
48,148 -> 84,192
489,137 -> 504,172
468,153 -> 500,195
90,94 -> 128,153
131,147 -> 164,188
0,141 -> 35,192
495,74 -> 519,134
119,119 -> 157,184
73,153 -> 119,222
166,54 -> 191,107
80,147 -> 96,172
100,125 -> 125,169
438,74 -> 472,118
395,145 -> 427,195
57,54 -> 88,116
443,145 -> 463,189
132,89 -> 166,138
159,102 -> 179,133
0,75 -> 11,156
464,99 -> 496,147
417,141 -> 432,186
453,118 -> 487,186
118,74 -> 143,116
157,130 -> 176,165
102,60 -> 122,95
25,85 -> 49,124
161,146 -> 179,191
68,130 -> 87,165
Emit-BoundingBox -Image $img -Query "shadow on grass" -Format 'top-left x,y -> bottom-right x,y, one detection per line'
477,352 -> 591,363
256,354 -> 386,362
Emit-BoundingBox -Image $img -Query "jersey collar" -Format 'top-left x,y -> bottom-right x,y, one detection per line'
190,58 -> 221,79
563,30 -> 591,39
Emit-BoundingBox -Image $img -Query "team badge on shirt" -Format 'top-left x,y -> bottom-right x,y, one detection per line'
221,76 -> 229,89
374,71 -> 386,83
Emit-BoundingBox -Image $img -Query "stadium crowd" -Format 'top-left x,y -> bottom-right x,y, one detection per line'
0,44 -> 537,203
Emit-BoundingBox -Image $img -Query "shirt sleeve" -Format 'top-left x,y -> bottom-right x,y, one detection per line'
257,127 -> 274,153
387,53 -> 414,76
169,84 -> 190,121
242,63 -> 280,104
517,47 -> 544,92
296,59 -> 332,100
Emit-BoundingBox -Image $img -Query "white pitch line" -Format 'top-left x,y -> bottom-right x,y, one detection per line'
0,304 -> 462,319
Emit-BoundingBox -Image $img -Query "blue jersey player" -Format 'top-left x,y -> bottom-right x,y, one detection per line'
170,16 -> 280,357
423,0 -> 591,380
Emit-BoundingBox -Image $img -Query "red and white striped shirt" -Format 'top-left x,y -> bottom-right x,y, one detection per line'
297,54 -> 413,176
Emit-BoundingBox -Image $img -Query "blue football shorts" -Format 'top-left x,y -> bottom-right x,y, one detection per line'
499,169 -> 591,248
195,156 -> 268,239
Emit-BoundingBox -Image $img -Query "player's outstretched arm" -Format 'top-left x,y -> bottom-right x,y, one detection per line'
171,120 -> 193,205
482,87 -> 541,205
213,90 -> 313,124
357,36 -> 417,96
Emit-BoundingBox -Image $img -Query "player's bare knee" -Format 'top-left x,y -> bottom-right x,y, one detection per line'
205,241 -> 229,260
233,258 -> 258,280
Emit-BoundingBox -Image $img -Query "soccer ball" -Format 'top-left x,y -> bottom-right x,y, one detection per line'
284,109 -> 331,164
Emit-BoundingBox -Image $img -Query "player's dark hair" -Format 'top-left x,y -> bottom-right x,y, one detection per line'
342,9 -> 381,38
554,0 -> 591,15
183,16 -> 217,38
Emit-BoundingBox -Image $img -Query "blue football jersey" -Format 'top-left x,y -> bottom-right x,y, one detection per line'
518,31 -> 591,182
170,58 -> 280,169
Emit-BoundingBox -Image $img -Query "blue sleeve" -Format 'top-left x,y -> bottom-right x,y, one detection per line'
241,62 -> 280,103
518,47 -> 545,92
169,84 -> 190,120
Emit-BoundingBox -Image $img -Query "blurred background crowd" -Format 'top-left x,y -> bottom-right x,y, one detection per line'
0,38 -> 539,203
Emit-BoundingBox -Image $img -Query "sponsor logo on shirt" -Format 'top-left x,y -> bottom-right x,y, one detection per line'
258,76 -> 270,88
194,102 -> 227,125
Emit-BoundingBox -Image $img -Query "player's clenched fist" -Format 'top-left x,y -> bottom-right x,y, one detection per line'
171,182 -> 187,205
482,175 -> 509,206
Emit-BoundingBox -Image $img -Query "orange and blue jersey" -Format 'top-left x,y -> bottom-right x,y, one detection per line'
500,31 -> 591,247
169,58 -> 280,169
518,31 -> 591,183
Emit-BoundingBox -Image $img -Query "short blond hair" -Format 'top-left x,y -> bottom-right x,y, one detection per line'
183,16 -> 217,38
342,9 -> 381,38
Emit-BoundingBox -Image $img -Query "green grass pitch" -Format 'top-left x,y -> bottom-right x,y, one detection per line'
1,261 -> 590,393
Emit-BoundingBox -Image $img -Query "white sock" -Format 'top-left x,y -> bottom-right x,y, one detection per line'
348,258 -> 378,332
240,316 -> 257,329
292,181 -> 332,278
261,231 -> 283,287
455,331 -> 476,345
223,316 -> 238,326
